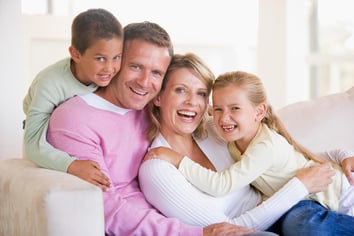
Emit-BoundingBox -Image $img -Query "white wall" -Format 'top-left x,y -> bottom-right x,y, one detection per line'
0,0 -> 25,159
258,0 -> 308,108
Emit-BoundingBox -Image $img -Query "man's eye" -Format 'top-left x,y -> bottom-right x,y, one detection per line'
176,87 -> 185,93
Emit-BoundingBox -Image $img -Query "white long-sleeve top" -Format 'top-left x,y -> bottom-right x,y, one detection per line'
138,123 -> 309,230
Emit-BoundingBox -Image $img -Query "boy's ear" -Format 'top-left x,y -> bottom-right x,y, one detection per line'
255,103 -> 267,121
153,95 -> 161,107
69,46 -> 81,62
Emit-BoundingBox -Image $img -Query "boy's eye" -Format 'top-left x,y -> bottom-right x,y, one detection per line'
96,57 -> 105,62
231,106 -> 239,111
213,107 -> 222,112
131,65 -> 141,71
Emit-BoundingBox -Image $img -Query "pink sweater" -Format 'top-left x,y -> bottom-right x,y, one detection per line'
47,94 -> 201,236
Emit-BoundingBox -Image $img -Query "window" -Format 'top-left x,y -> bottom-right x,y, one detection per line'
307,0 -> 354,97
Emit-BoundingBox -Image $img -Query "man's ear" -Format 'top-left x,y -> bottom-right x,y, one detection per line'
255,103 -> 267,121
153,95 -> 161,107
69,46 -> 81,63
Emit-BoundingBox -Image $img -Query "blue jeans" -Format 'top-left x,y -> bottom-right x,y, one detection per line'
268,200 -> 354,236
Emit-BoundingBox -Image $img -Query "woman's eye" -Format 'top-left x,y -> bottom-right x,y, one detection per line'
198,92 -> 207,97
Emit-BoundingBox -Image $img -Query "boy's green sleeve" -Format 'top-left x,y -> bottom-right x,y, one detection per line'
23,79 -> 75,172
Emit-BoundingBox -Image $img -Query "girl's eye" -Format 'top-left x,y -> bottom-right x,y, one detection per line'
231,106 -> 239,111
113,55 -> 121,61
213,107 -> 222,112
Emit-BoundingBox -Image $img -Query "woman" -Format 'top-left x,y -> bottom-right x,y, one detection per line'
138,53 -> 335,231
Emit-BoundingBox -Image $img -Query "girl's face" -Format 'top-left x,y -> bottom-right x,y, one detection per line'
155,68 -> 209,137
212,84 -> 265,152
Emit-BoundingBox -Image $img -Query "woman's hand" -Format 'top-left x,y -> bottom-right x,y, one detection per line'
67,160 -> 111,191
342,156 -> 354,185
143,146 -> 184,167
296,162 -> 335,194
203,222 -> 256,236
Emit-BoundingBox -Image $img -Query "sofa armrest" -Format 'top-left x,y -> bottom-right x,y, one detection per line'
0,158 -> 104,236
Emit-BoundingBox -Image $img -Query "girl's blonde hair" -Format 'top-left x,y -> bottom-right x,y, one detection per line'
147,53 -> 215,142
213,71 -> 324,163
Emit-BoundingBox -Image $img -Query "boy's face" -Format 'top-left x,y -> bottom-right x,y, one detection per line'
108,39 -> 171,110
70,37 -> 123,87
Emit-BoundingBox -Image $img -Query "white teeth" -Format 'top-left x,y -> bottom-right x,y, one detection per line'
100,75 -> 110,79
222,125 -> 236,130
131,88 -> 147,96
177,111 -> 196,117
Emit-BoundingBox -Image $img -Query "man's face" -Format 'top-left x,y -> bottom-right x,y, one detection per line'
111,39 -> 171,110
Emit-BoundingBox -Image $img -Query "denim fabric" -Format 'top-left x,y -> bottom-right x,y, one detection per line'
268,200 -> 354,236
247,232 -> 278,236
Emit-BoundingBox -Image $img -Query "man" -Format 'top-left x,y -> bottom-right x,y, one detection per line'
47,21 -> 258,236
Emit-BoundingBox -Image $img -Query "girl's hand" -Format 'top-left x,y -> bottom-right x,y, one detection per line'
143,147 -> 184,167
342,156 -> 354,185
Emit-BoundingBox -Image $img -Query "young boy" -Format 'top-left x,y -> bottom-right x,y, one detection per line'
23,8 -> 123,190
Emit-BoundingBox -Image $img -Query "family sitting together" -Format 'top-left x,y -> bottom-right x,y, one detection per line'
23,8 -> 354,236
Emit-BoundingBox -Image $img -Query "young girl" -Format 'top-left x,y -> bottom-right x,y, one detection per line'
149,71 -> 354,215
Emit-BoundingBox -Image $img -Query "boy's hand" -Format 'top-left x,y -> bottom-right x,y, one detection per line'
143,147 -> 184,167
67,160 -> 111,191
342,156 -> 354,185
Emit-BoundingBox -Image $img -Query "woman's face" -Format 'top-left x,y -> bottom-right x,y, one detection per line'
155,68 -> 209,137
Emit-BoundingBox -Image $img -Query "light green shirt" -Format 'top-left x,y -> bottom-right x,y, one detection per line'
179,123 -> 342,210
23,58 -> 98,172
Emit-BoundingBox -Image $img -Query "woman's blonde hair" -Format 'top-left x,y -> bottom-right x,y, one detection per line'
147,53 -> 215,142
213,71 -> 324,163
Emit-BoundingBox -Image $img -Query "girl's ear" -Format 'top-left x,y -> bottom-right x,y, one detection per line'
153,94 -> 161,107
255,103 -> 267,121
69,46 -> 81,63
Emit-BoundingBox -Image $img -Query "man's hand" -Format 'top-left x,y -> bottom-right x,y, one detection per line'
67,160 -> 111,191
342,156 -> 354,185
203,222 -> 256,236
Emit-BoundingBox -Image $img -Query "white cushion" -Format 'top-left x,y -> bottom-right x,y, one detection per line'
0,159 -> 105,236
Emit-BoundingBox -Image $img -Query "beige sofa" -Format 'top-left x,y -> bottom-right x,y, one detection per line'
0,86 -> 353,236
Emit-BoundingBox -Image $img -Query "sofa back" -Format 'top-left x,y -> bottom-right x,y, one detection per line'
277,87 -> 354,153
